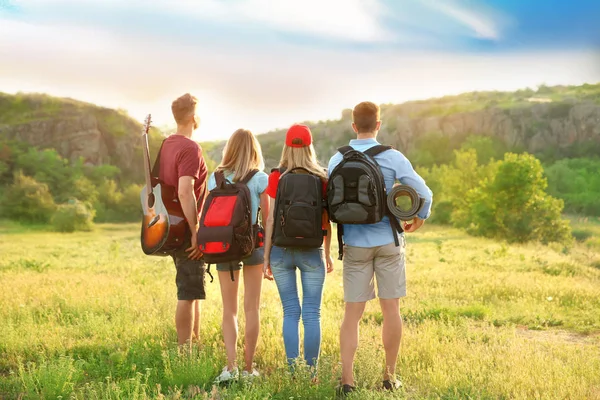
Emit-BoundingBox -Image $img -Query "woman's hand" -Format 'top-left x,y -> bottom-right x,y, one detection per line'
263,262 -> 274,281
326,254 -> 334,273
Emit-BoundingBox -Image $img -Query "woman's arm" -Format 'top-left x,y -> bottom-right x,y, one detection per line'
259,191 -> 269,228
263,197 -> 276,280
324,213 -> 334,273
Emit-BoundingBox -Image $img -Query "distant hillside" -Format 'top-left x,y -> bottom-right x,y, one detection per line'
203,83 -> 600,169
0,92 -> 163,182
1,84 -> 599,179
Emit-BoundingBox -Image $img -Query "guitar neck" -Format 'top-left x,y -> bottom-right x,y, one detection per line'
142,132 -> 152,190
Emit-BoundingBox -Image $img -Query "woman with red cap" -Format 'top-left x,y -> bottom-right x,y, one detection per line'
263,124 -> 334,372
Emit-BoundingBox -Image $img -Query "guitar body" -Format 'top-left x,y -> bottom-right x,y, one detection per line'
140,182 -> 187,256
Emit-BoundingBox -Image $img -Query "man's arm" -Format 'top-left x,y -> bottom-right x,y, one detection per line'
393,152 -> 433,232
178,176 -> 202,259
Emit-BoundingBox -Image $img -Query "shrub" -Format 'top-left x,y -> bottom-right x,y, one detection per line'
460,135 -> 507,164
1,171 -> 56,222
52,199 -> 95,232
94,182 -> 142,223
118,183 -> 143,222
545,158 -> 600,216
429,200 -> 453,225
466,153 -> 572,245
572,229 -> 592,242
16,147 -> 74,200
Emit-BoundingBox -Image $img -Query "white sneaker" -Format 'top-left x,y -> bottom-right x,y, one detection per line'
241,369 -> 260,381
214,366 -> 239,384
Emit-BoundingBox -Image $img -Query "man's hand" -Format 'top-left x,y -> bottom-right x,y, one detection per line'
325,254 -> 334,273
403,217 -> 425,233
186,231 -> 203,260
263,262 -> 274,281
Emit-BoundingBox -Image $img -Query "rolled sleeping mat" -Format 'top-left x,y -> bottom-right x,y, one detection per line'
387,185 -> 425,221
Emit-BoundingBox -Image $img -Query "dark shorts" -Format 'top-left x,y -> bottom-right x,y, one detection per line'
170,240 -> 206,301
215,247 -> 265,272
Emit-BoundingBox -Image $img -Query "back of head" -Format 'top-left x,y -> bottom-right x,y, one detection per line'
171,93 -> 198,126
279,124 -> 325,180
352,101 -> 380,134
219,129 -> 265,182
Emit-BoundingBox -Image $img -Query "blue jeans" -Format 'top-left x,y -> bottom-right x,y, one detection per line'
270,246 -> 325,367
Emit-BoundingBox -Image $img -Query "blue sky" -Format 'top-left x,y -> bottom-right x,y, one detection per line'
1,0 -> 599,140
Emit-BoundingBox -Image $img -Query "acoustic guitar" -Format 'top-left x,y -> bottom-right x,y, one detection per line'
139,114 -> 187,255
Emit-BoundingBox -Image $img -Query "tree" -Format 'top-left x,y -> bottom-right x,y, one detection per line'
466,153 -> 572,245
545,158 -> 600,216
460,135 -> 507,165
16,148 -> 81,202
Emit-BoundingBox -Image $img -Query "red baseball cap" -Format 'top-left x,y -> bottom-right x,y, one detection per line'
285,124 -> 312,148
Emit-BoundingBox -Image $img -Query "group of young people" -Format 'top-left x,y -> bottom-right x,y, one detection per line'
156,93 -> 433,395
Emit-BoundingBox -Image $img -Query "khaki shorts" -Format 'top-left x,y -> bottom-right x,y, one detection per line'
343,238 -> 406,302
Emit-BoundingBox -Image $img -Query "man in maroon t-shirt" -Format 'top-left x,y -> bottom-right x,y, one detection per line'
159,93 -> 208,347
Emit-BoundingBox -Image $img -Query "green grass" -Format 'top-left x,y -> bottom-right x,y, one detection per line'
1,222 -> 599,399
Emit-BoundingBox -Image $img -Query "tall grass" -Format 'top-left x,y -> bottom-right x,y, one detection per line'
0,223 -> 599,399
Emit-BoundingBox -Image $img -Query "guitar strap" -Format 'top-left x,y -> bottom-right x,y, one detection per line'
150,140 -> 166,179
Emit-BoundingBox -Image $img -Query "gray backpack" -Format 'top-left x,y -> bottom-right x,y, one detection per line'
327,145 -> 402,259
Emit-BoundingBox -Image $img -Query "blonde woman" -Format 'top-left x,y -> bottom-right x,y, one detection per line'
208,129 -> 269,384
263,124 -> 334,370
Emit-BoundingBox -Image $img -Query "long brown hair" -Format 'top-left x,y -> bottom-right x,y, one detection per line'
278,144 -> 326,180
217,129 -> 265,182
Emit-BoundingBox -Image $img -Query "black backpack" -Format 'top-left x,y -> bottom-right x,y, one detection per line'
327,145 -> 402,259
272,167 -> 325,248
198,169 -> 258,280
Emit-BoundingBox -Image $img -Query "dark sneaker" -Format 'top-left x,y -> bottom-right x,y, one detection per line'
336,384 -> 356,397
383,379 -> 403,391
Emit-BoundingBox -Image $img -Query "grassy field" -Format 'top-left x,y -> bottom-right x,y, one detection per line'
1,220 -> 599,399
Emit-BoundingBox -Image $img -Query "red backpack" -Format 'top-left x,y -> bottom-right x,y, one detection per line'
198,169 -> 258,281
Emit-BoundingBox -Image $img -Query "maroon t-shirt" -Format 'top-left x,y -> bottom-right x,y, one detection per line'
159,134 -> 208,214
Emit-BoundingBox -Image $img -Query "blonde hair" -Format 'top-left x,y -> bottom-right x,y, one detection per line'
171,93 -> 198,125
278,144 -> 326,180
217,129 -> 265,182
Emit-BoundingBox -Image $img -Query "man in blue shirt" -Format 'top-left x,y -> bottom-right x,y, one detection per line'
328,101 -> 433,394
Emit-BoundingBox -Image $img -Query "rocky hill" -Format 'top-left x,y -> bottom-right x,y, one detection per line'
0,93 -> 162,182
1,84 -> 599,179
203,83 -> 600,168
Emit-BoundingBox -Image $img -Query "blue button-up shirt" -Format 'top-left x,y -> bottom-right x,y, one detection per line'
327,138 -> 433,248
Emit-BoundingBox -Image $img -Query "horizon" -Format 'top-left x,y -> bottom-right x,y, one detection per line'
1,0 -> 599,141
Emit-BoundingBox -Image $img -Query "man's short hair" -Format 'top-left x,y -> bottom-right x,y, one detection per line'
171,93 -> 198,125
352,101 -> 380,133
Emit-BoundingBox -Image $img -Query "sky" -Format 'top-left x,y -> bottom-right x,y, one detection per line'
1,0 -> 599,141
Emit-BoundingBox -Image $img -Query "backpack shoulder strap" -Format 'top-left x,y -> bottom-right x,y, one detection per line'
240,169 -> 259,185
338,146 -> 354,155
287,167 -> 311,175
364,145 -> 393,158
214,170 -> 226,187
151,140 -> 167,178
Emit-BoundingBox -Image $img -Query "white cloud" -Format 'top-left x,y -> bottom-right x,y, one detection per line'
2,16 -> 599,142
419,0 -> 509,40
435,4 -> 499,39
12,0 -> 393,43
2,2 -> 600,141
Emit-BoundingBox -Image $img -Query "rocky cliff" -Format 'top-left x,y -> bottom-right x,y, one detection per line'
203,84 -> 600,167
0,93 -> 159,181
378,101 -> 600,155
2,84 -> 599,177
